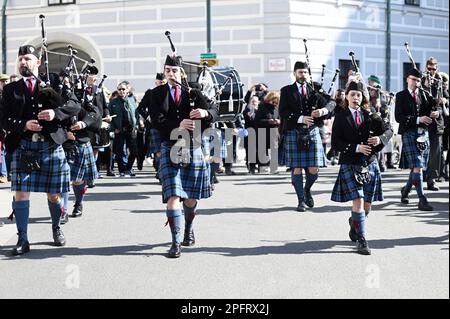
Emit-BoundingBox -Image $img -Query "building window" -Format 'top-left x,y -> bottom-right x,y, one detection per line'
339,59 -> 360,89
403,62 -> 421,90
405,0 -> 420,6
48,0 -> 76,5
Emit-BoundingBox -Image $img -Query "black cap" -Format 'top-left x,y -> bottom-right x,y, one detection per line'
165,55 -> 182,67
407,68 -> 422,79
294,61 -> 308,71
18,45 -> 39,58
346,81 -> 365,94
156,73 -> 164,81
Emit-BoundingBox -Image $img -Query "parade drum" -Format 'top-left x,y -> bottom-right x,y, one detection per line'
198,67 -> 244,122
98,121 -> 111,148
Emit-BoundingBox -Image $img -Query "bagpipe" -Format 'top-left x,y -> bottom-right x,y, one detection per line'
165,31 -> 245,124
347,51 -> 388,185
404,43 -> 438,153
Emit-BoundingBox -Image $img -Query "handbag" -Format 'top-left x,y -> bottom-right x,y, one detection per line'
353,164 -> 371,186
19,150 -> 41,173
297,131 -> 311,151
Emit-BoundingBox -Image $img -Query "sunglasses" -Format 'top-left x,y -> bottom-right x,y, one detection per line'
428,67 -> 437,71
117,88 -> 127,91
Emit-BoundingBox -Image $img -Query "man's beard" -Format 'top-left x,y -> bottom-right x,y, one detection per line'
19,67 -> 33,77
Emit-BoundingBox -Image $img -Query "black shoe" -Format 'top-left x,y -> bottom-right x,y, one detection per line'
182,230 -> 195,247
379,164 -> 386,172
386,163 -> 396,169
357,237 -> 371,255
225,168 -> 235,176
60,210 -> 69,225
168,243 -> 181,258
348,217 -> 358,243
12,240 -> 30,256
106,171 -> 117,177
249,167 -> 257,175
126,169 -> 136,177
427,182 -> 440,191
53,227 -> 66,247
213,175 -> 219,184
418,197 -> 434,211
87,181 -> 95,188
71,203 -> 83,218
304,189 -> 314,208
297,202 -> 307,212
137,162 -> 143,171
401,186 -> 410,204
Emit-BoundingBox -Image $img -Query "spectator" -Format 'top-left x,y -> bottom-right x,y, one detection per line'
255,91 -> 281,174
109,81 -> 140,177
244,83 -> 269,105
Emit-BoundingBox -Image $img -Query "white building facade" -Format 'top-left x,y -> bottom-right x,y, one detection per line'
1,0 -> 448,97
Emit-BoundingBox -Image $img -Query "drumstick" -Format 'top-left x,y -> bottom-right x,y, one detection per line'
103,115 -> 117,121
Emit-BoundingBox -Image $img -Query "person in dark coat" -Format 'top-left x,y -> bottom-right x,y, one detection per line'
0,45 -> 80,256
395,68 -> 439,211
279,61 -> 336,212
150,55 -> 218,258
331,81 -> 393,255
255,91 -> 281,173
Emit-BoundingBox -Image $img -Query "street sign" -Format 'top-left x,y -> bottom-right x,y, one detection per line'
200,53 -> 217,59
200,53 -> 218,67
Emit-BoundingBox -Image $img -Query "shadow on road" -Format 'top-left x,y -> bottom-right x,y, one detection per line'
1,234 -> 447,260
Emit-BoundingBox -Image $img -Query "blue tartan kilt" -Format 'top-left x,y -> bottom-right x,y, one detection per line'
149,128 -> 162,155
11,139 -> 70,194
69,142 -> 99,183
284,127 -> 326,168
202,129 -> 227,159
159,142 -> 212,203
399,130 -> 430,169
331,161 -> 384,203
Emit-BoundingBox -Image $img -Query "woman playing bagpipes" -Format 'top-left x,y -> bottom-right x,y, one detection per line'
330,80 -> 393,255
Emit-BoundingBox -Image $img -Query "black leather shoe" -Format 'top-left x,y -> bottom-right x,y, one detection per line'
348,217 -> 358,242
60,210 -> 69,225
427,182 -> 440,191
213,175 -> 219,184
304,189 -> 314,208
379,164 -> 386,172
168,243 -> 181,258
182,230 -> 195,247
53,227 -> 66,246
71,203 -> 83,218
418,197 -> 434,211
297,202 -> 307,212
12,240 -> 30,256
401,186 -> 410,204
357,237 -> 371,255
106,171 -> 117,177
87,181 -> 95,188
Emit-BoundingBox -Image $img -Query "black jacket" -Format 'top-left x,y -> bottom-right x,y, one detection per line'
255,102 -> 280,148
332,108 -> 393,165
395,89 -> 436,135
138,89 -> 152,120
149,84 -> 219,143
0,80 -> 81,152
279,82 -> 335,131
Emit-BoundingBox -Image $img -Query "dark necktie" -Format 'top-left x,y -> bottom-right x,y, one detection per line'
174,85 -> 181,105
27,79 -> 34,95
302,84 -> 308,99
355,110 -> 362,128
